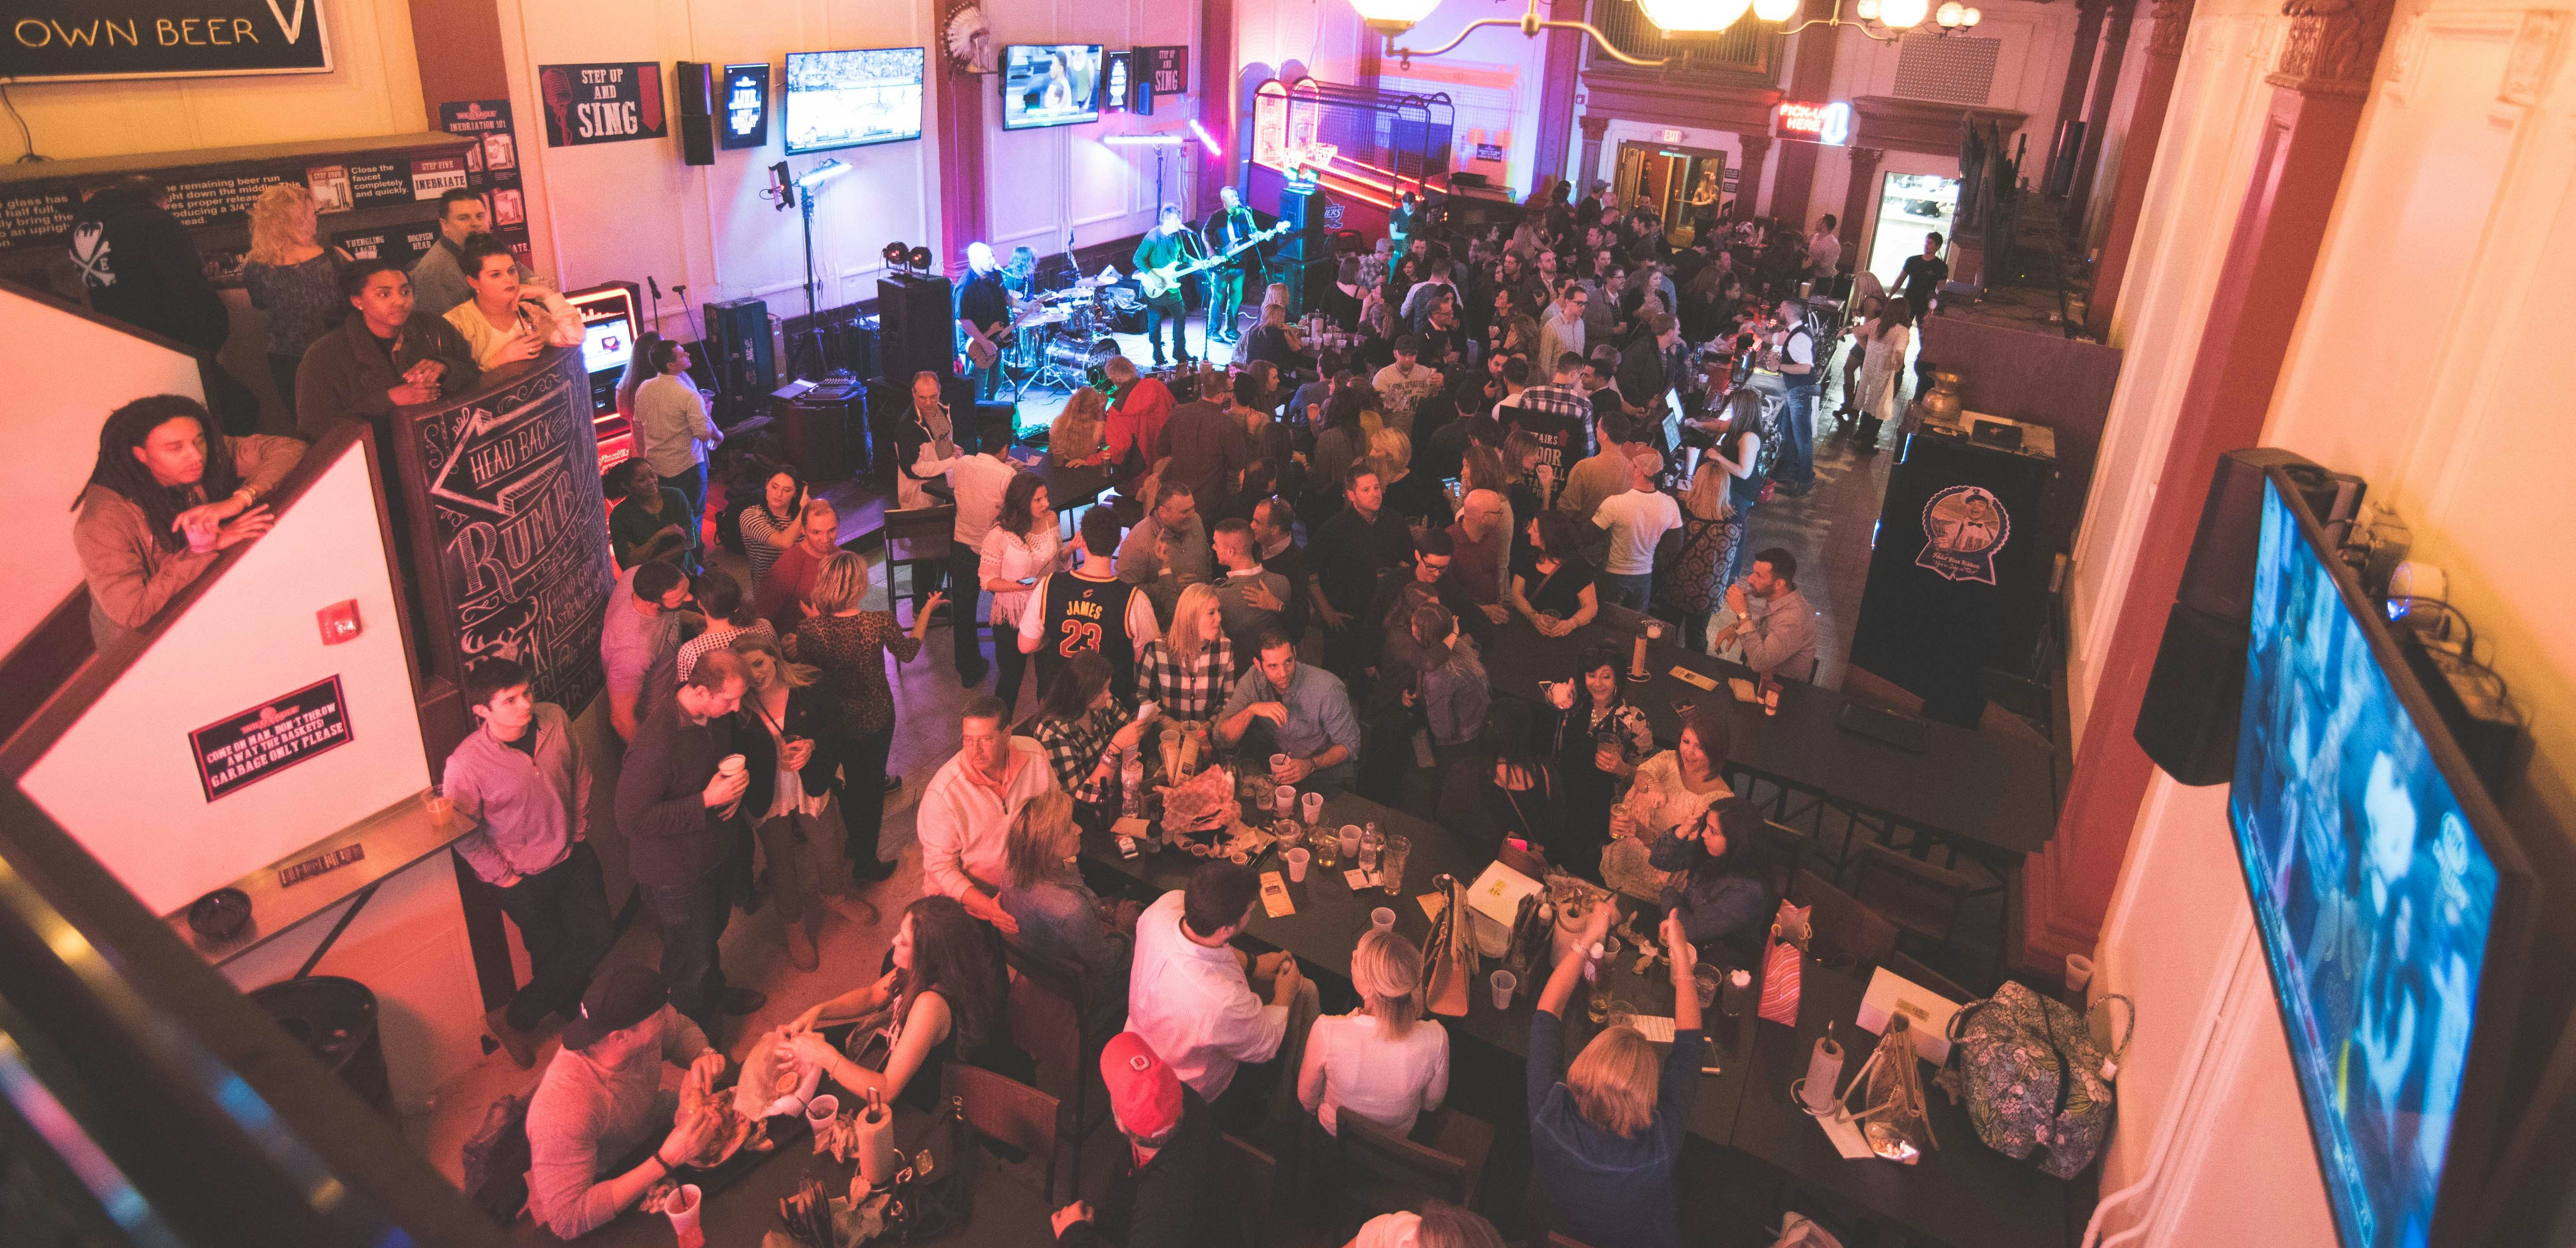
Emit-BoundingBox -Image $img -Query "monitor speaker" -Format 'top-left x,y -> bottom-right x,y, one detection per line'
2133,448 -> 2364,784
702,297 -> 774,416
676,61 -> 716,167
875,274 -> 956,384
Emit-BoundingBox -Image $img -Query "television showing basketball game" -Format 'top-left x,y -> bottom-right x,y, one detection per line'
1000,43 -> 1102,131
782,47 -> 925,154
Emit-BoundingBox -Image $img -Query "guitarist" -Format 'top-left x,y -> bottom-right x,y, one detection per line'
956,241 -> 1013,401
1202,186 -> 1266,346
1129,204 -> 1196,370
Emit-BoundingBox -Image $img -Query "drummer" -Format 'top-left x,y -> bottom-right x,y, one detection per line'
526,965 -> 729,1239
1003,245 -> 1042,300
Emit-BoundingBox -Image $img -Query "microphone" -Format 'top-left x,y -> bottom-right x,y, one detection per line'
647,276 -> 663,301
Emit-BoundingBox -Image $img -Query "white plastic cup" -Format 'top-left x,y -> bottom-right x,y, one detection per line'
718,754 -> 747,778
1301,792 -> 1324,824
1271,752 -> 1291,777
805,1093 -> 839,1126
2066,954 -> 2095,994
1338,824 -> 1362,859
1285,847 -> 1311,882
1371,906 -> 1397,933
1490,969 -> 1517,1010
663,1184 -> 702,1237
1275,785 -> 1296,815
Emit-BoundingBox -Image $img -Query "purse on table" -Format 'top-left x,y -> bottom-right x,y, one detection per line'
1757,901 -> 1808,1025
1941,981 -> 2135,1179
1422,875 -> 1477,1017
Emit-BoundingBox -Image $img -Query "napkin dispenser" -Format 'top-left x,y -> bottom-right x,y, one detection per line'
1464,860 -> 1544,959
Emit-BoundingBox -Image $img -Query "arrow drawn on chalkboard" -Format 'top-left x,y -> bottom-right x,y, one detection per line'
425,379 -> 572,522
266,0 -> 309,43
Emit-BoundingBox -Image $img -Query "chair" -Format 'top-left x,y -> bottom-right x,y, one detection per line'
881,503 -> 956,617
1848,841 -> 1976,947
1791,869 -> 1897,975
941,1062 -> 1068,1203
1002,944 -> 1115,1195
1888,950 -> 1975,1004
1746,819 -> 1812,900
1217,1132 -> 1283,1248
1335,1108 -> 1496,1219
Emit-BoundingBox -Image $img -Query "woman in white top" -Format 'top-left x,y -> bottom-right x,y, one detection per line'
979,474 -> 1066,716
1855,298 -> 1915,447
1602,708 -> 1735,900
1299,930 -> 1449,1137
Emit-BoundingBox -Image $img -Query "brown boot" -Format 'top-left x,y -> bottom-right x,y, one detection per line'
485,1006 -> 536,1070
786,918 -> 821,973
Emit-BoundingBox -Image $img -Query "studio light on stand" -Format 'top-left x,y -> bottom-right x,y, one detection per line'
789,158 -> 852,381
1104,129 -> 1201,222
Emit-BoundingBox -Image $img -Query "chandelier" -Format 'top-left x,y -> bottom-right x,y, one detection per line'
1348,0 -> 1978,66
1774,0 -> 1984,41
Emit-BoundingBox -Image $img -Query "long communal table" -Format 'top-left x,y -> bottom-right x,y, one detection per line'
1080,786 -> 2090,1248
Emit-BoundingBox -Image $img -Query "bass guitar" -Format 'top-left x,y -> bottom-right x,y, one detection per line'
1135,222 -> 1292,300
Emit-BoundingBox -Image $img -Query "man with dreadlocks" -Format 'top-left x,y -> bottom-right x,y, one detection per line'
72,395 -> 305,649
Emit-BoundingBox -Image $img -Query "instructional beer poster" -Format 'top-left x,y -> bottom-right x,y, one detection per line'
537,61 -> 667,147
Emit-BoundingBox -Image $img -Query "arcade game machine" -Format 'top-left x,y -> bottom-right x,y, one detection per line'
566,282 -> 643,473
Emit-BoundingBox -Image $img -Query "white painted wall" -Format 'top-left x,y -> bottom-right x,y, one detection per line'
0,287 -> 208,654
1235,0 -> 1369,86
1371,5 -> 1549,195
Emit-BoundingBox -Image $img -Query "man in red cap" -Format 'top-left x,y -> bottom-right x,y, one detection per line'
1049,1032 -> 1215,1247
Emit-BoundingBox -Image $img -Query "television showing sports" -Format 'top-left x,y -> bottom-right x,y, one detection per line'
1001,43 -> 1102,130
2230,474 -> 2529,1248
782,48 -> 925,155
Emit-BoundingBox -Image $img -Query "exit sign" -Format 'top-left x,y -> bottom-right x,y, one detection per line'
1659,128 -> 1685,144
1772,100 -> 1852,146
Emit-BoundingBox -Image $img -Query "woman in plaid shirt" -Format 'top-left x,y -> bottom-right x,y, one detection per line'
1031,653 -> 1147,814
1137,583 -> 1236,723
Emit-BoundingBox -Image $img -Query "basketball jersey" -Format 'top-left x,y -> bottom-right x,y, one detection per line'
1038,571 -> 1142,697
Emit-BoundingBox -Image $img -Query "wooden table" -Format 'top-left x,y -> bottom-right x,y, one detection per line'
1482,619 -> 2059,871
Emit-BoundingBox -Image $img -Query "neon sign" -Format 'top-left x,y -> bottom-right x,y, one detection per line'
1773,100 -> 1852,146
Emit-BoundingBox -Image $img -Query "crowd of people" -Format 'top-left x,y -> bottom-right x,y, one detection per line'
58,174 -> 1930,1246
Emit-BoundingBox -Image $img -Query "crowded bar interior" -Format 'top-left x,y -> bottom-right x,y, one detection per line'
3,0 -> 2574,1244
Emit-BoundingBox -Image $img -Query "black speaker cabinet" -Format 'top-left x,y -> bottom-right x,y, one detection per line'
702,297 -> 774,421
875,274 -> 956,384
676,61 -> 716,167
773,377 -> 860,481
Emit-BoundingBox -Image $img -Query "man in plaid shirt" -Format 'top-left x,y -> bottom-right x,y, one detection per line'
1504,351 -> 1593,503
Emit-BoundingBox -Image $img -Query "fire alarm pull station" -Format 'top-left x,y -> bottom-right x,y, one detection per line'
317,600 -> 362,646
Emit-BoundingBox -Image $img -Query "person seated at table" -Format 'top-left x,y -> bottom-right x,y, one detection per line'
1649,794 -> 1772,968
1526,905 -> 1705,1248
1537,644 -> 1656,880
1032,652 -> 1148,821
606,458 -> 699,573
525,966 -> 726,1240
999,789 -> 1137,1038
1051,1033 -> 1219,1248
1127,861 -> 1314,1118
1346,1202 -> 1508,1248
1297,930 -> 1449,1139
1439,704 -> 1566,857
1051,386 -> 1113,467
1139,581 -> 1239,722
1510,512 -> 1600,637
1713,547 -> 1819,681
787,895 -> 1030,1113
1605,707 -> 1737,898
1220,630 -> 1364,794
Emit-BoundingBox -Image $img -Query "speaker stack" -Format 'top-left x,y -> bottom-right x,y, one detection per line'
702,297 -> 774,424
676,61 -> 716,167
1273,181 -> 1337,319
874,274 -> 956,386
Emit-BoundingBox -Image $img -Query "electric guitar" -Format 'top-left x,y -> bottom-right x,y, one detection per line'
1135,222 -> 1292,300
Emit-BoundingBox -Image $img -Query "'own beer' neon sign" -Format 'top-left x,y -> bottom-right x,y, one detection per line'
1773,100 -> 1853,146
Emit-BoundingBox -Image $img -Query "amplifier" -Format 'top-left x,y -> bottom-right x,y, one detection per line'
703,297 -> 774,421
773,377 -> 861,481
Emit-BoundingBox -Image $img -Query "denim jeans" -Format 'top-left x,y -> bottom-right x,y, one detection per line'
1600,571 -> 1653,611
642,868 -> 732,1028
491,842 -> 616,1032
658,462 -> 708,535
1143,297 -> 1189,364
1778,383 -> 1820,490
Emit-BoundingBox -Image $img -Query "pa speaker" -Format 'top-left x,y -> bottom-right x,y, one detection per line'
676,61 -> 716,167
875,274 -> 956,385
702,297 -> 774,417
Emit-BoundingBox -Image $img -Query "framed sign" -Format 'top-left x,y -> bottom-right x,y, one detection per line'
0,0 -> 330,83
1135,44 -> 1188,97
537,62 -> 668,147
720,63 -> 771,149
1772,99 -> 1853,146
190,677 -> 354,802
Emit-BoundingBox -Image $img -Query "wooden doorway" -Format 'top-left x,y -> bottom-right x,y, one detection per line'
1613,140 -> 1729,245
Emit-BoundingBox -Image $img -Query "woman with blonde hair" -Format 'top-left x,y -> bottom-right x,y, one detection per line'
1347,1201 -> 1507,1248
1371,427 -> 1450,529
1528,904 -> 1704,1247
995,789 -> 1134,1035
1299,928 -> 1448,1138
792,550 -> 940,886
730,631 -> 861,966
1135,582 -> 1234,722
1050,386 -> 1111,466
1459,443 -> 1516,592
240,183 -> 350,420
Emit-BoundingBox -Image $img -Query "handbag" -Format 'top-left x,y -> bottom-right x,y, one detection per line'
1941,982 -> 2135,1179
775,1093 -> 976,1247
1757,901 -> 1808,1025
1422,875 -> 1476,1017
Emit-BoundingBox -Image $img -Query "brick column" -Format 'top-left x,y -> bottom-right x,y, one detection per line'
2064,0 -> 2137,231
1531,0 -> 1588,190
2047,0 -> 2107,181
1578,113 -> 1611,196
2084,0 -> 2193,338
1840,145 -> 1884,256
1733,134 -> 1773,218
2024,0 -> 2394,966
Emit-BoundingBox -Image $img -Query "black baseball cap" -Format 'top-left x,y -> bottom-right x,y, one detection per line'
563,965 -> 667,1050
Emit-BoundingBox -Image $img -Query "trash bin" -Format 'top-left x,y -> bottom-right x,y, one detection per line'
249,976 -> 393,1116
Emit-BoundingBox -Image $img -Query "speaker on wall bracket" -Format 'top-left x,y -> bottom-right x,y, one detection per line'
676,61 -> 716,167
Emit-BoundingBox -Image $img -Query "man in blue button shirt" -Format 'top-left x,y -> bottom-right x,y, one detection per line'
1216,629 -> 1363,794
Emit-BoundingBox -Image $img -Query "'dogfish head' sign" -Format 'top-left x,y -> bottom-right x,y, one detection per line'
3,0 -> 330,82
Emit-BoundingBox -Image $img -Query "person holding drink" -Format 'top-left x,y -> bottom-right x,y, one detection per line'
1648,795 -> 1773,968
729,632 -> 857,970
1536,644 -> 1656,880
1603,707 -> 1738,898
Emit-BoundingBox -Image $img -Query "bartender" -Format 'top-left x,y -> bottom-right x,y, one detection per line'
526,966 -> 728,1240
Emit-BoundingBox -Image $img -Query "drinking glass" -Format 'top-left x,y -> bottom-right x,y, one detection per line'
1285,847 -> 1311,882
1270,753 -> 1291,780
1490,969 -> 1517,1010
1371,907 -> 1397,933
1312,829 -> 1339,868
1379,836 -> 1409,895
1586,989 -> 1610,1025
1274,785 -> 1296,816
1337,824 -> 1363,861
1693,964 -> 1721,1011
424,784 -> 455,826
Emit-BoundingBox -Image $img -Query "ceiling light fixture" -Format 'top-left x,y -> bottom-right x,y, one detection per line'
1772,0 -> 1977,41
1360,0 -> 1683,68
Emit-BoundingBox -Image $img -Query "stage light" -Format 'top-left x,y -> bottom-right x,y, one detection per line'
1188,118 -> 1222,158
768,160 -> 796,211
795,158 -> 851,192
1879,0 -> 1927,26
908,245 -> 933,271
1346,0 -> 1445,36
1754,0 -> 1800,22
883,241 -> 910,268
1638,0 -> 1754,33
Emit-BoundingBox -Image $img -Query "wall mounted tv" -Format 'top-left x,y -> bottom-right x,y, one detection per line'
781,48 -> 925,155
2230,469 -> 2532,1248
1001,43 -> 1103,131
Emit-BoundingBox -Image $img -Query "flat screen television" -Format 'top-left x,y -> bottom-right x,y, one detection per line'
1001,43 -> 1102,130
781,48 -> 924,155
2230,471 -> 2531,1248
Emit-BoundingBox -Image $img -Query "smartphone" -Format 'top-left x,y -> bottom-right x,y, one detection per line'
1018,576 -> 1037,586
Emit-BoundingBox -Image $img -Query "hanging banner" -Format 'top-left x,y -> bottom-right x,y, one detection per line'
536,62 -> 668,147
1,0 -> 331,83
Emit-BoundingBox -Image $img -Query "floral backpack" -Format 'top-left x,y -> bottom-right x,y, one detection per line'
1939,981 -> 2134,1179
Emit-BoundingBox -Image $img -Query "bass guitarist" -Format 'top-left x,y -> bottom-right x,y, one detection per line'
956,241 -> 1014,401
1129,203 -> 1198,370
1202,186 -> 1267,346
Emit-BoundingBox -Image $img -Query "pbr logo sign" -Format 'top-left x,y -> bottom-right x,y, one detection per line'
1916,485 -> 2008,585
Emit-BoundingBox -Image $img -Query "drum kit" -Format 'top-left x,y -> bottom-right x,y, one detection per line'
999,275 -> 1136,397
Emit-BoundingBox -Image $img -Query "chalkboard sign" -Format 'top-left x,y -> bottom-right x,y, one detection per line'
396,349 -> 614,716
0,0 -> 332,83
190,676 -> 354,801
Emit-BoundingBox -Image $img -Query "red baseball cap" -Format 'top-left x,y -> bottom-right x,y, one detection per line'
1100,1032 -> 1184,1140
